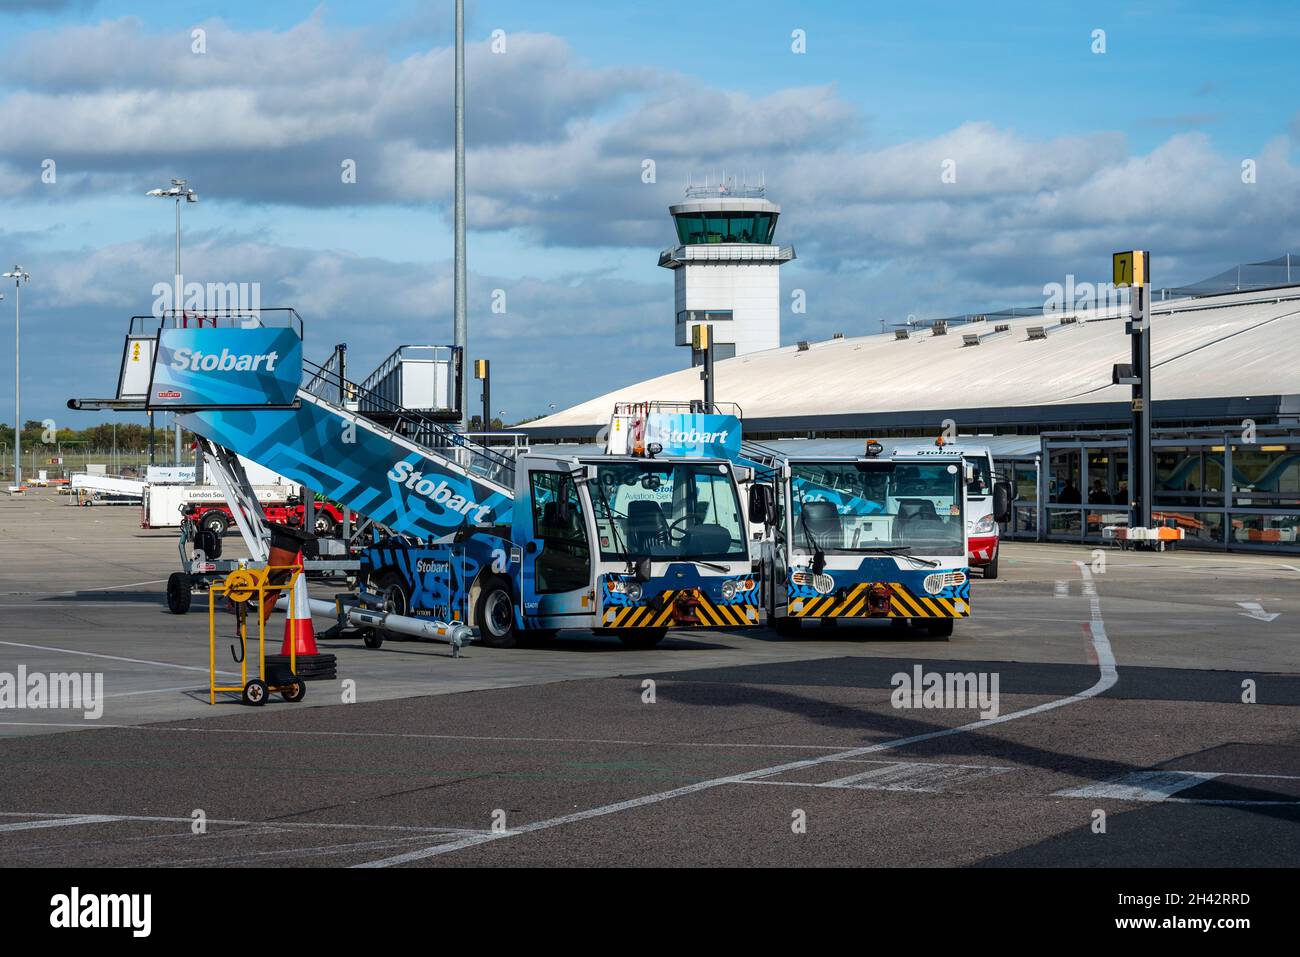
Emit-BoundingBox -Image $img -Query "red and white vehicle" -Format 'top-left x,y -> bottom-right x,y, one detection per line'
892,443 -> 1007,578
183,498 -> 346,538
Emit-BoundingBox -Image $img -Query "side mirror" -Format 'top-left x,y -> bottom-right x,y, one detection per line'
993,481 -> 1013,523
635,557 -> 652,582
749,484 -> 777,526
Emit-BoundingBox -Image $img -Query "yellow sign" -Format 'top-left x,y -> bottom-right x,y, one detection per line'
1113,250 -> 1148,288
474,359 -> 488,379
691,325 -> 709,350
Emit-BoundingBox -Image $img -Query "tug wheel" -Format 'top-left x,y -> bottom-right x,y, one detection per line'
281,678 -> 306,703
475,577 -> 518,649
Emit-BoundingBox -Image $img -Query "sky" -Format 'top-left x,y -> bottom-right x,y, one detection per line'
0,0 -> 1297,428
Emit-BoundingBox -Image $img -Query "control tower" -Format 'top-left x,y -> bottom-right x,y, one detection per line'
658,177 -> 796,365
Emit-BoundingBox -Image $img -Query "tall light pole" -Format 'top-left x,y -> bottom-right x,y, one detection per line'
2,268 -> 29,487
453,0 -> 468,430
147,179 -> 198,465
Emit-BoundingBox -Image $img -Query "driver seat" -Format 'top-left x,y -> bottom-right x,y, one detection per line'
801,500 -> 843,549
627,500 -> 668,554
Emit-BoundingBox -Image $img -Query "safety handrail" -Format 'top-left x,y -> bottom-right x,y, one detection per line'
127,308 -> 304,337
300,356 -> 517,488
357,345 -> 457,400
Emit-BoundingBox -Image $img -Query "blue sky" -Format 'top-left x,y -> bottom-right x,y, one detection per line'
0,0 -> 1297,425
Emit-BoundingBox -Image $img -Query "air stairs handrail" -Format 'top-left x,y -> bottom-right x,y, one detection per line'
301,356 -> 518,488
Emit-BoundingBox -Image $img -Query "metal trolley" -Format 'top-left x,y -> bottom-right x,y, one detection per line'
208,565 -> 306,706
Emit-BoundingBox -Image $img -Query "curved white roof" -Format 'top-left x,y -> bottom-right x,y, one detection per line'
527,287 -> 1300,434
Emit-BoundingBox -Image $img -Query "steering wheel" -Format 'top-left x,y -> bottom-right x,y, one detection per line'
665,517 -> 692,543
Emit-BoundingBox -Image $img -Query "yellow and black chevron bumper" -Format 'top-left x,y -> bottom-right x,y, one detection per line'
602,589 -> 760,628
788,582 -> 969,619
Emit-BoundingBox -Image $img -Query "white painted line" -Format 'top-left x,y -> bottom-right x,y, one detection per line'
0,602 -> 164,608
0,723 -> 866,751
0,814 -> 124,832
101,685 -> 206,699
0,639 -> 239,677
1057,770 -> 1220,802
0,811 -> 486,835
355,559 -> 1119,867
819,761 -> 1012,791
59,579 -> 167,594
151,833 -> 475,868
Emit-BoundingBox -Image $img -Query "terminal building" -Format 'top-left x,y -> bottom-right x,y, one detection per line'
660,179 -> 795,364
526,254 -> 1300,554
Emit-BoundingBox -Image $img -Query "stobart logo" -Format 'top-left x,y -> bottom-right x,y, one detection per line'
647,423 -> 730,447
170,348 -> 279,373
388,460 -> 492,523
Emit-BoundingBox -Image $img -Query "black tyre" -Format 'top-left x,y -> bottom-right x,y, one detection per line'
372,571 -> 411,638
474,577 -> 518,648
925,618 -> 954,640
773,615 -> 802,637
166,572 -> 192,615
616,628 -> 667,649
313,512 -> 337,537
362,629 -> 385,649
241,678 -> 269,706
202,512 -> 230,536
982,550 -> 999,579
281,678 -> 306,703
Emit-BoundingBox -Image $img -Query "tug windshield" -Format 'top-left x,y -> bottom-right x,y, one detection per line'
790,460 -> 964,554
591,461 -> 747,563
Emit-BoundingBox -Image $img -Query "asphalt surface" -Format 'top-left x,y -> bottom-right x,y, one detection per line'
1,488 -> 1297,866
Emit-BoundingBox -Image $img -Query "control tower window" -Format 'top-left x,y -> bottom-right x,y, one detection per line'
677,310 -> 733,325
674,211 -> 776,245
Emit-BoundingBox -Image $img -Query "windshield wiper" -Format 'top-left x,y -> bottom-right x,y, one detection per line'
859,545 -> 939,568
682,558 -> 729,573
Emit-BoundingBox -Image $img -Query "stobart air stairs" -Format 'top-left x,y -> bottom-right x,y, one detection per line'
71,310 -> 772,652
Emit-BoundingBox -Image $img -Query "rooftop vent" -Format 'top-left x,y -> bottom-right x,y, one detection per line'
1059,316 -> 1078,325
832,331 -> 844,339
894,329 -> 910,340
1026,326 -> 1048,341
796,340 -> 810,351
994,323 -> 1010,333
962,333 -> 981,347
932,320 -> 948,336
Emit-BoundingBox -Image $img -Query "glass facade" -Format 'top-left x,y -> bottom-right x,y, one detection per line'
1038,432 -> 1300,552
673,211 -> 777,245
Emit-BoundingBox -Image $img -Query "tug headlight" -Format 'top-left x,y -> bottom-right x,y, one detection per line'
720,580 -> 738,601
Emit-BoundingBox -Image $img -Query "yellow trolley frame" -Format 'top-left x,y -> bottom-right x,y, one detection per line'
208,565 -> 304,706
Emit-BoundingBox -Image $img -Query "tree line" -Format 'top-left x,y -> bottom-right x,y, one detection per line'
0,420 -> 194,452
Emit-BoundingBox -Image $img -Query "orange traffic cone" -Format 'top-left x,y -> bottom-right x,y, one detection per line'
280,551 -> 319,657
